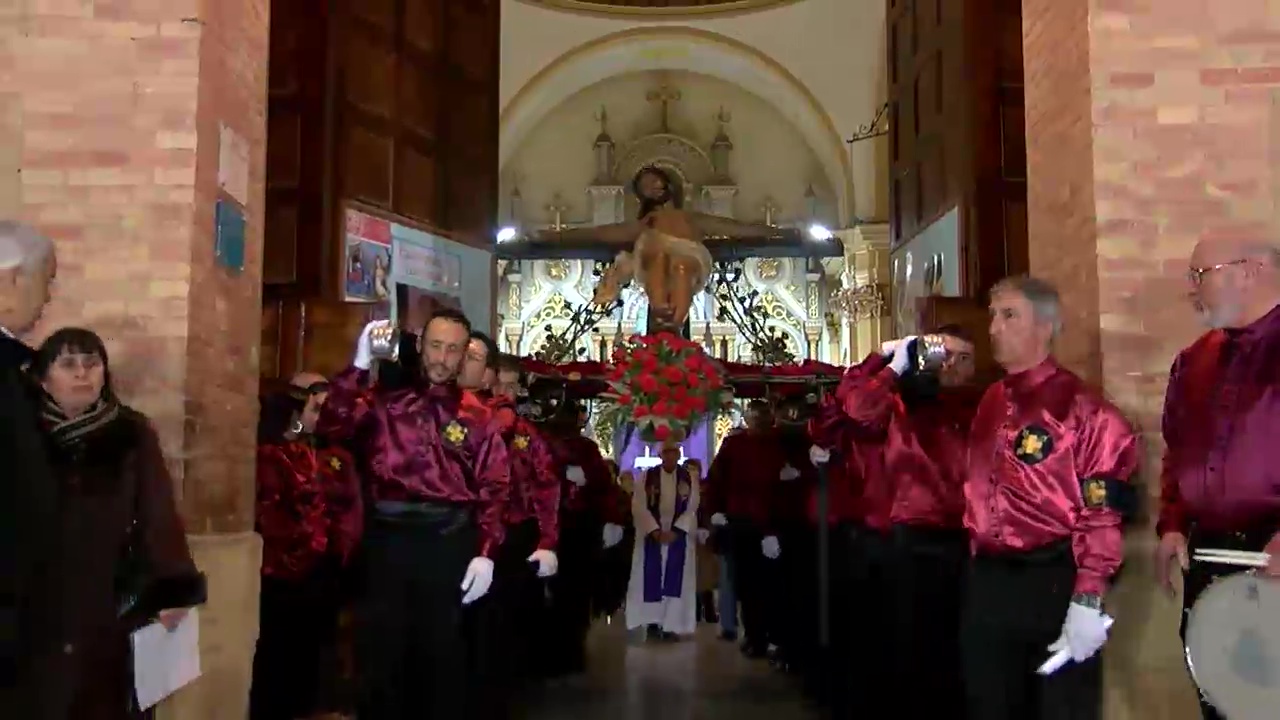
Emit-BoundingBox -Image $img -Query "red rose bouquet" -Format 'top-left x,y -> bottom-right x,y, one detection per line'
602,332 -> 733,443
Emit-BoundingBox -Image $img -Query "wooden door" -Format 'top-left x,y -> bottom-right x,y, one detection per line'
261,0 -> 501,384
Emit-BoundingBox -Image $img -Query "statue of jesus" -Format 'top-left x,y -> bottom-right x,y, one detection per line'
535,166 -> 788,334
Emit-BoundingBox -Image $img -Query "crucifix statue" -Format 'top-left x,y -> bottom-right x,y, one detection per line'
646,84 -> 681,133
523,166 -> 826,335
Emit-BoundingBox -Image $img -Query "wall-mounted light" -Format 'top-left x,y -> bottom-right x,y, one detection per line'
496,226 -> 519,243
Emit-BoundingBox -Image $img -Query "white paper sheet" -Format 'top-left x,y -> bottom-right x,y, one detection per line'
131,609 -> 202,710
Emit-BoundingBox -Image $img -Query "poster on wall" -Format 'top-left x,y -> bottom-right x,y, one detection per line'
342,204 -> 493,332
890,207 -> 962,335
343,209 -> 393,303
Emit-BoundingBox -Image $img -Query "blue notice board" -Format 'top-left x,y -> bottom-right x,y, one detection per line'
215,198 -> 246,272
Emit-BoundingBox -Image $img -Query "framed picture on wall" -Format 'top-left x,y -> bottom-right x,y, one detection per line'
890,207 -> 962,335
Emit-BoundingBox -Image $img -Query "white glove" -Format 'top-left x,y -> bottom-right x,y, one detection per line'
696,528 -> 711,544
809,445 -> 831,465
603,522 -> 624,548
353,319 -> 390,370
710,513 -> 728,527
761,535 -> 780,559
460,556 -> 495,605
566,465 -> 587,487
1048,602 -> 1110,662
779,464 -> 800,481
879,338 -> 900,356
887,335 -> 917,375
527,549 -> 558,578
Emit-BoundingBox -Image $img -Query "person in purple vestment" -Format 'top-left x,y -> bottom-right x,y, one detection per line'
625,440 -> 700,640
314,308 -> 511,720
1155,237 -> 1280,720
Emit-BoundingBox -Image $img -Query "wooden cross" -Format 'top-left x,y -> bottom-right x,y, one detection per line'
546,195 -> 569,230
760,198 -> 779,227
646,84 -> 681,133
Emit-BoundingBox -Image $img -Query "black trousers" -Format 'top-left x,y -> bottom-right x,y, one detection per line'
961,541 -> 1101,720
1181,526 -> 1273,720
773,523 -> 816,669
835,526 -> 897,719
468,519 -> 540,719
541,515 -> 600,676
355,507 -> 476,720
891,524 -> 969,719
727,518 -> 774,651
249,562 -> 346,719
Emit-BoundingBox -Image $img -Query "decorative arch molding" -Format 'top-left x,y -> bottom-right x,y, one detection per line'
515,0 -> 806,20
499,26 -> 854,226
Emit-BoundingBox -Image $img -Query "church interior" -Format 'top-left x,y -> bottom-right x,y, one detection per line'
5,0 -> 1275,717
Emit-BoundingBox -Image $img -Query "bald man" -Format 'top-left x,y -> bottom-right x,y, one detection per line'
0,222 -> 58,712
1156,238 -> 1280,720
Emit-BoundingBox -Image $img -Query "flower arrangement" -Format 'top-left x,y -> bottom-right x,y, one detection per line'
601,332 -> 733,443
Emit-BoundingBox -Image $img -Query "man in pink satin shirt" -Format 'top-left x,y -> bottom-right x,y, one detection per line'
961,276 -> 1139,720
1154,237 -> 1280,720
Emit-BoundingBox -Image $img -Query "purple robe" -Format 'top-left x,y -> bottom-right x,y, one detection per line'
641,465 -> 692,603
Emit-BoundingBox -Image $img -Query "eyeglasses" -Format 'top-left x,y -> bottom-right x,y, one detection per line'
1187,258 -> 1250,286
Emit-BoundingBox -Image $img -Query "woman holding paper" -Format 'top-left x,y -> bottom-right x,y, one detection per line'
23,328 -> 204,720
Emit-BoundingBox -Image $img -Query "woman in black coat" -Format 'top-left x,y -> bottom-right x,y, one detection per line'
23,327 -> 205,720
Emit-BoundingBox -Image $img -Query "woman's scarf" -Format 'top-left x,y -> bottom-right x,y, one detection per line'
40,393 -> 121,447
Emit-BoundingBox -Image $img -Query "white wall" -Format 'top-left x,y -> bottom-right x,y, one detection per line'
500,0 -> 888,221
504,69 -> 836,228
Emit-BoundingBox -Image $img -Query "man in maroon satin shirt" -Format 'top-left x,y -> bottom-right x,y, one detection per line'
704,399 -> 789,659
314,308 -> 511,720
540,401 -> 625,677
457,336 -> 559,719
1155,237 -> 1280,720
961,276 -> 1139,720
828,325 -> 980,716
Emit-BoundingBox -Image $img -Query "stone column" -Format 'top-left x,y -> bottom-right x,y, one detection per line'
586,185 -> 625,226
700,185 -> 739,218
1018,2 -> 1279,717
838,223 -> 892,360
4,2 -> 268,718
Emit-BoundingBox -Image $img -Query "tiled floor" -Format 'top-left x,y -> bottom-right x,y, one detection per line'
518,618 -> 820,720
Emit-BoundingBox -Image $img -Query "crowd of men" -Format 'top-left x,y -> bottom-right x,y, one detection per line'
6,219 -> 1279,720
702,243 -> 1280,720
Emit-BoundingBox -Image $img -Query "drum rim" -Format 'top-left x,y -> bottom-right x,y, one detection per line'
1183,571 -> 1277,717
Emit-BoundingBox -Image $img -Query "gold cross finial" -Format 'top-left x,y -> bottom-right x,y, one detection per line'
546,194 -> 570,230
646,84 -> 682,133
760,198 -> 779,226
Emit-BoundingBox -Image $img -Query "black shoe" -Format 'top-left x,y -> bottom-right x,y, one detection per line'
718,630 -> 738,642
741,642 -> 768,659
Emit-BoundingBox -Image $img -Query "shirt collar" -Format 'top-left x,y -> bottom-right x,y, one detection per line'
0,326 -> 13,339
1229,301 -> 1280,341
1001,357 -> 1058,392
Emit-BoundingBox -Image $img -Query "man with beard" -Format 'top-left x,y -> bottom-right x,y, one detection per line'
0,223 -> 57,715
457,335 -> 559,717
813,326 -> 981,716
540,401 -> 625,677
962,276 -> 1137,720
315,309 -> 510,719
704,400 -> 789,659
1155,238 -> 1280,720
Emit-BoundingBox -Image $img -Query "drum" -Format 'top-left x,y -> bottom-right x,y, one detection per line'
1184,571 -> 1280,719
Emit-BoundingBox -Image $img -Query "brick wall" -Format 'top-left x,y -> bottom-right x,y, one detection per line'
1,0 -> 268,534
1022,1 -> 1280,717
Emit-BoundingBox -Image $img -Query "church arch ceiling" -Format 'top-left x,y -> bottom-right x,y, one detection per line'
515,0 -> 805,19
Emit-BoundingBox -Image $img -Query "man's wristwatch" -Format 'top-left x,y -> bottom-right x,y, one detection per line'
1072,592 -> 1103,610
